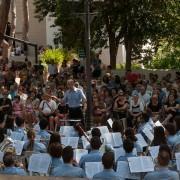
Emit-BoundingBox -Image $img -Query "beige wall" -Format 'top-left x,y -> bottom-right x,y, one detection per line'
14,0 -> 47,46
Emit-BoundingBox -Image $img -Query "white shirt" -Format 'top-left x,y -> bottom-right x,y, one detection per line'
39,99 -> 57,114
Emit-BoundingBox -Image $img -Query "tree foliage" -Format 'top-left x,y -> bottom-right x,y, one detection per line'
33,0 -> 180,70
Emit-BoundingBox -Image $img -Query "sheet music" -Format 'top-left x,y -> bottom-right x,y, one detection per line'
103,133 -> 122,147
116,161 -> 140,179
28,153 -> 51,174
81,136 -> 90,149
155,121 -> 164,128
0,151 -> 4,162
144,122 -> 154,132
135,134 -> 148,148
149,146 -> 159,160
128,156 -> 154,173
60,126 -> 78,137
142,127 -> 154,142
149,118 -> 155,127
112,133 -> 123,147
61,137 -> 79,149
13,140 -> 25,155
141,156 -> 154,172
10,132 -> 24,141
107,118 -> 113,128
74,149 -> 88,163
175,153 -> 180,171
85,162 -> 103,179
97,126 -> 109,135
114,147 -> 137,162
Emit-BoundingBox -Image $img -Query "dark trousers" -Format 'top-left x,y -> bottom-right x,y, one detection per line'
68,107 -> 84,126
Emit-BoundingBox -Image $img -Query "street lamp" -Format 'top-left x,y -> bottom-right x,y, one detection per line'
67,0 -> 103,129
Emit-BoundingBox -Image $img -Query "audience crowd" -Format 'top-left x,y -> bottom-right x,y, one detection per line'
0,57 -> 179,180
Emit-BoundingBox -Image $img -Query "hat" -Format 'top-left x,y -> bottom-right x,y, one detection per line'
132,90 -> 139,97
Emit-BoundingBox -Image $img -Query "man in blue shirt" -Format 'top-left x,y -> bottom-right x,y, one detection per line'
79,136 -> 102,169
51,146 -> 85,178
14,117 -> 27,141
93,152 -> 121,180
62,79 -> 86,125
37,119 -> 50,146
144,144 -> 179,180
0,152 -> 26,176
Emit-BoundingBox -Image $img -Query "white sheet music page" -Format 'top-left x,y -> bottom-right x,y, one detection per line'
112,132 -> 123,147
97,126 -> 109,134
13,140 -> 25,155
128,156 -> 154,173
28,153 -> 51,174
155,121 -> 165,130
149,146 -> 159,160
135,134 -> 148,148
74,149 -> 88,163
107,118 -> 113,128
142,127 -> 154,142
60,126 -> 78,137
175,153 -> 180,171
61,137 -> 79,148
81,136 -> 90,149
85,162 -> 103,179
68,137 -> 79,149
103,133 -> 113,145
141,156 -> 154,172
116,161 -> 140,179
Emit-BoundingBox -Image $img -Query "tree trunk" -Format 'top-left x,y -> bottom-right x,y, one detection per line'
9,0 -> 16,47
22,0 -> 29,41
0,0 -> 11,45
125,38 -> 132,71
22,0 -> 29,57
109,33 -> 118,69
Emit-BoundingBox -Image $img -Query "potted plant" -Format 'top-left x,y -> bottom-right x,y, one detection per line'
40,48 -> 65,76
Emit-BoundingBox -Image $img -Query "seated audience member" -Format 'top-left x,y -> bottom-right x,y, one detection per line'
124,128 -> 143,154
113,90 -> 128,121
79,136 -> 102,169
48,143 -> 63,174
151,126 -> 167,146
37,119 -> 50,146
128,91 -> 144,127
12,95 -> 24,118
164,94 -> 179,123
23,129 -> 46,153
144,144 -> 179,180
14,117 -> 27,140
164,123 -> 179,147
0,152 -> 26,176
117,139 -> 136,162
93,152 -> 121,180
147,94 -> 162,122
0,128 -> 15,153
51,146 -> 85,178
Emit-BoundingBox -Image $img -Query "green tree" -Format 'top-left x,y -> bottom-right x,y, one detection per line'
34,0 -> 180,70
